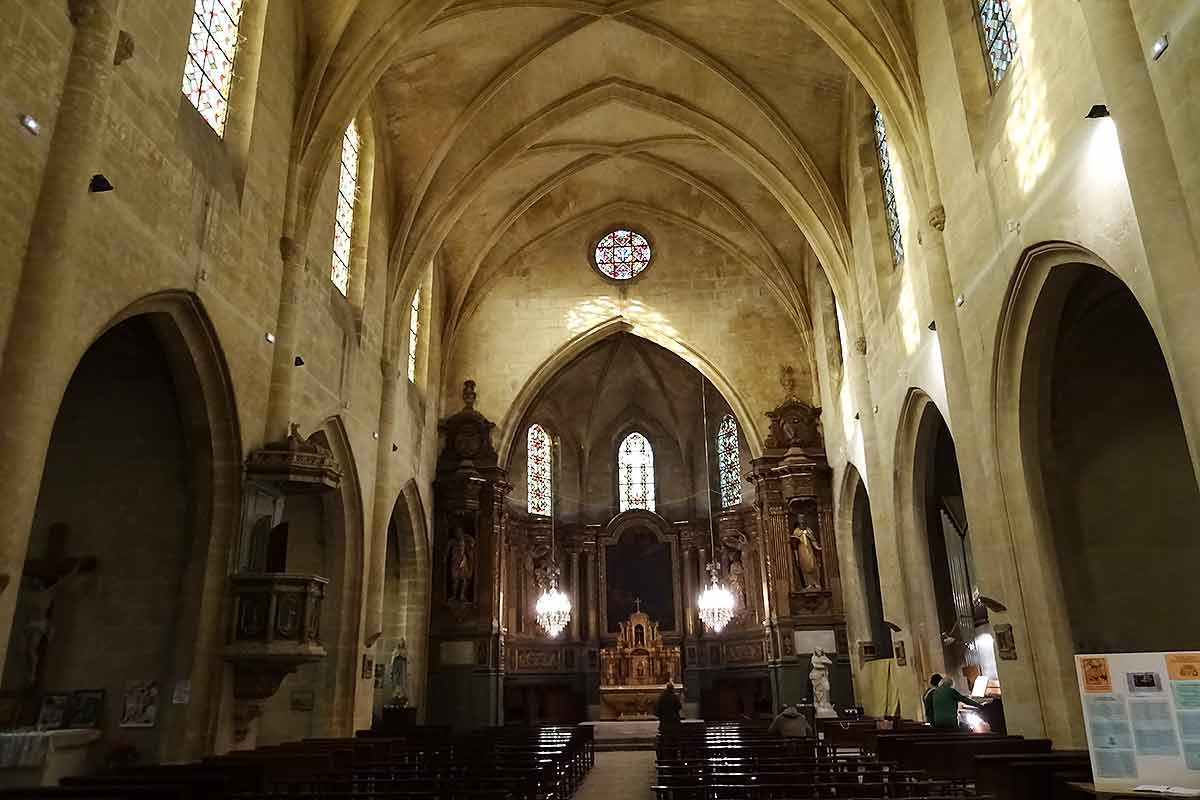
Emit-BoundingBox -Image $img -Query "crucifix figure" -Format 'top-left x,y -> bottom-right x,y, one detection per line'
634,598 -> 643,614
21,523 -> 97,689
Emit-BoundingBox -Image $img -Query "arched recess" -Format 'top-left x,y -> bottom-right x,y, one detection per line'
993,243 -> 1200,745
0,292 -> 240,762
838,465 -> 891,660
894,390 -> 992,695
376,481 -> 432,721
495,319 -> 764,465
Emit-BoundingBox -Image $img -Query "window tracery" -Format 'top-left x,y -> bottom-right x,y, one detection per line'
528,424 -> 552,516
717,415 -> 742,508
977,0 -> 1019,85
872,106 -> 905,267
407,288 -> 420,383
182,0 -> 245,136
594,229 -> 652,281
331,121 -> 360,296
618,432 -> 656,513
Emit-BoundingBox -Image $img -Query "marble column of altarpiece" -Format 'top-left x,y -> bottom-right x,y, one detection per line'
427,382 -> 511,729
745,393 -> 851,713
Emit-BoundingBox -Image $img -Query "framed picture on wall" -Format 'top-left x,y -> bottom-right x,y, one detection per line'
119,681 -> 159,728
66,690 -> 105,728
36,694 -> 70,730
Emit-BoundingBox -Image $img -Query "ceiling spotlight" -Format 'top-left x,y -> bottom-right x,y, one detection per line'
927,320 -> 937,332
1086,104 -> 1110,119
956,294 -> 965,307
294,355 -> 305,367
372,432 -> 379,440
88,173 -> 114,193
19,114 -> 40,135
265,332 -> 276,343
1152,33 -> 1169,60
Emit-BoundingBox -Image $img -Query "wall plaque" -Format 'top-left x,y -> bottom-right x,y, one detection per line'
440,640 -> 476,666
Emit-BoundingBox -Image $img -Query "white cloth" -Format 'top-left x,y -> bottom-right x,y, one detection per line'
0,729 -> 100,769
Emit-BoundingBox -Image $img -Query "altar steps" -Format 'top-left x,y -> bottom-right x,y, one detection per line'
593,736 -> 658,752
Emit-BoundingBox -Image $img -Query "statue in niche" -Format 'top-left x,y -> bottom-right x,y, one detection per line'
728,554 -> 747,610
810,647 -> 837,718
389,639 -> 409,705
790,513 -> 823,591
446,522 -> 476,603
525,542 -> 553,593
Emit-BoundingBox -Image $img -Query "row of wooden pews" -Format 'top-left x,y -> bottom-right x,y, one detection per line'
0,724 -> 593,800
825,719 -> 1091,800
654,721 -> 981,799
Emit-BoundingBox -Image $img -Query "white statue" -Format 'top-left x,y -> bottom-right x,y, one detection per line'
810,647 -> 837,718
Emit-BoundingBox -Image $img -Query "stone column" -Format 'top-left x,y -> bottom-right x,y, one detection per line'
683,546 -> 697,636
569,550 -> 581,642
0,0 -> 123,676
264,235 -> 307,442
586,550 -> 598,641
363,359 -> 400,649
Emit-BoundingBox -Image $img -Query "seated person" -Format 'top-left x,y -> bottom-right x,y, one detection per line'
930,676 -> 984,730
768,704 -> 814,738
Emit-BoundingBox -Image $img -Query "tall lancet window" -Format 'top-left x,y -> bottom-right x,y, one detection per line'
182,0 -> 246,136
872,106 -> 904,267
527,424 -> 552,516
407,289 -> 420,382
331,121 -> 361,296
977,0 -> 1019,85
618,432 -> 655,513
717,415 -> 742,508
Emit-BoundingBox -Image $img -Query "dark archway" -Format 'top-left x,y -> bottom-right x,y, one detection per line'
377,484 -> 430,721
850,474 -> 891,658
1034,267 -> 1200,653
1,313 -> 216,760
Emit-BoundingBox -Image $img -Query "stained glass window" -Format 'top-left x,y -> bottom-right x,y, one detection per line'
528,424 -> 552,516
594,229 -> 652,280
717,415 -> 742,508
872,106 -> 904,267
977,0 -> 1018,85
407,289 -> 420,383
331,121 -> 360,296
618,432 -> 655,512
182,0 -> 245,136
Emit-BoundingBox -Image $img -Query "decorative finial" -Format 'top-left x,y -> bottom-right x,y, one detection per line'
462,380 -> 477,409
780,365 -> 797,400
288,422 -> 302,440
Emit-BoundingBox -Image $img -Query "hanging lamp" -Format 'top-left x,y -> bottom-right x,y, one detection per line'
696,381 -> 736,633
535,435 -> 572,637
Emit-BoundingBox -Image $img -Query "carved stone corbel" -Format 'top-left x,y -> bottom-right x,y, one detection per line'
928,205 -> 946,232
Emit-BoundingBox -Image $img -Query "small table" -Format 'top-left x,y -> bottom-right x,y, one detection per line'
0,728 -> 102,788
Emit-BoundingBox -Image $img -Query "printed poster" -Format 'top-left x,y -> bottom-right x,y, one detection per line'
1169,654 -> 1200,771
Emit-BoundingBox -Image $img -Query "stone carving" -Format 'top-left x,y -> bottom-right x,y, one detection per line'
446,523 -> 476,604
524,541 -> 553,593
728,555 -> 747,610
928,205 -> 946,232
21,523 -> 97,689
245,423 -> 342,493
779,365 -> 799,400
790,514 -> 823,591
765,399 -> 823,450
389,639 -> 409,703
855,337 -> 867,356
810,647 -> 836,718
438,380 -> 498,469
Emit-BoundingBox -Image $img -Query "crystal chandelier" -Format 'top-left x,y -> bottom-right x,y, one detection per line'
698,562 -> 736,633
696,380 -> 736,634
535,443 -> 572,637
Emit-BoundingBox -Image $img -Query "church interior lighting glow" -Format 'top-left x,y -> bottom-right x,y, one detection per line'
697,381 -> 735,633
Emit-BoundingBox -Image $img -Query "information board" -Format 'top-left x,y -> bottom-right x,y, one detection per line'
1076,652 -> 1200,790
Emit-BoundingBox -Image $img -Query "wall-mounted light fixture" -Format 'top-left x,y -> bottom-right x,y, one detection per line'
294,355 -> 305,367
88,173 -> 114,193
1152,33 -> 1169,60
1086,104 -> 1110,119
19,114 -> 40,135
265,332 -> 276,343
927,320 -> 937,332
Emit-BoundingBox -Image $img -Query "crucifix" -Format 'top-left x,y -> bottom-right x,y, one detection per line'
21,522 -> 97,689
634,598 -> 642,613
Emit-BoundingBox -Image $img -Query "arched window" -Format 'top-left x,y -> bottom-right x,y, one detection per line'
717,415 -> 742,508
331,121 -> 361,296
871,106 -> 904,267
182,0 -> 246,136
527,424 -> 552,516
407,288 -> 421,383
976,0 -> 1018,85
618,432 -> 655,513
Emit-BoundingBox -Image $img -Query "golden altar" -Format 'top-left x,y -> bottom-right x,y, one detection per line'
599,608 -> 682,719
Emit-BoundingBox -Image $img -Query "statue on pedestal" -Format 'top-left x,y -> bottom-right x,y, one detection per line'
389,639 -> 409,705
447,524 -> 476,604
728,555 -> 747,610
810,647 -> 836,718
790,516 -> 823,591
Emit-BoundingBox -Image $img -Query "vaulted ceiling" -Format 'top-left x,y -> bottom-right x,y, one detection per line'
288,1 -> 930,332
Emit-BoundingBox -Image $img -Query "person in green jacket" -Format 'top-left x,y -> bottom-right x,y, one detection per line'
930,676 -> 984,729
922,673 -> 942,723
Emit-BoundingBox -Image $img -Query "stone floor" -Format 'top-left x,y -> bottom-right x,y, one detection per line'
575,750 -> 657,800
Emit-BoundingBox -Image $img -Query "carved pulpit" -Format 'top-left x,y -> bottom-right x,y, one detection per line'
598,606 -> 681,719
